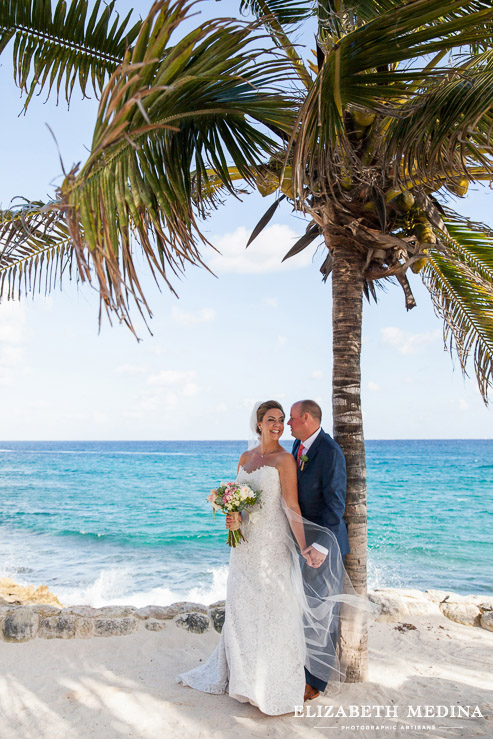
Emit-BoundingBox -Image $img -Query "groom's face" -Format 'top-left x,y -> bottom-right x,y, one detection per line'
288,403 -> 306,440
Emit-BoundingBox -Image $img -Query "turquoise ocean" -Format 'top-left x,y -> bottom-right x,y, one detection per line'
0,439 -> 491,606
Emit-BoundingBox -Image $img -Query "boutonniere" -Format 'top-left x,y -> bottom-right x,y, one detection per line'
301,454 -> 309,471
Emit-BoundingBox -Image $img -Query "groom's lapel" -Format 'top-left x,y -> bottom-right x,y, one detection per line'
304,428 -> 324,466
292,439 -> 300,460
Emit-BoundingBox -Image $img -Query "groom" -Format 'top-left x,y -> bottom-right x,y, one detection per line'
288,399 -> 349,701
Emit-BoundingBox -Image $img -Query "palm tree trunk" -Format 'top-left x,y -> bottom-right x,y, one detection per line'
324,221 -> 368,682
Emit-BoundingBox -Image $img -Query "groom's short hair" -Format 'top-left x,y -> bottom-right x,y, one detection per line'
299,399 -> 322,422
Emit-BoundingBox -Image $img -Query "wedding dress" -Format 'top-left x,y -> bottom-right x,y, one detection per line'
177,464 -> 306,715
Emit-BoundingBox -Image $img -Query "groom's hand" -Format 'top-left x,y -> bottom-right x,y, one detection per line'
226,513 -> 241,530
301,550 -> 314,567
302,546 -> 326,568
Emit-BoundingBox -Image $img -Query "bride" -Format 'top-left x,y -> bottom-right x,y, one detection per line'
177,400 -> 355,715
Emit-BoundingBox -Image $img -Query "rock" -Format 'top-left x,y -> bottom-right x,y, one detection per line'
2,608 -> 38,642
32,605 -> 62,618
480,612 -> 493,632
38,615 -> 76,639
210,606 -> 225,633
96,606 -> 137,618
175,613 -> 210,634
439,601 -> 481,627
368,593 -> 405,622
208,600 -> 226,610
64,606 -> 100,618
145,620 -> 167,632
424,589 -> 454,603
75,618 -> 95,639
465,594 -> 490,608
94,618 -> 139,637
374,588 -> 424,599
174,602 -> 208,615
135,605 -> 179,620
368,590 -> 439,622
0,578 -> 63,607
478,599 -> 493,612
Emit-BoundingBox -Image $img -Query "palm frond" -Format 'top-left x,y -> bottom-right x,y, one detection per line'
58,0 -> 294,328
240,0 -> 315,27
423,221 -> 493,401
0,0 -> 141,109
238,0 -> 313,87
385,62 -> 493,187
0,201 -> 76,300
291,0 -> 493,194
247,195 -> 286,247
441,220 -> 493,284
328,0 -> 493,26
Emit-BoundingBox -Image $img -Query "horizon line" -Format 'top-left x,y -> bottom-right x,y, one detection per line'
1,438 -> 492,443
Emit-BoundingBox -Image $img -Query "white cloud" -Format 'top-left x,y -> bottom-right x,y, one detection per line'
171,307 -> 216,326
209,225 -> 313,274
147,369 -> 196,386
126,369 -> 201,417
0,301 -> 26,344
1,346 -> 22,365
263,298 -> 279,309
182,382 -> 199,397
458,398 -> 470,411
128,390 -> 179,416
116,363 -> 147,375
312,370 -> 323,379
367,381 -> 380,392
381,327 -> 441,355
277,336 -> 287,347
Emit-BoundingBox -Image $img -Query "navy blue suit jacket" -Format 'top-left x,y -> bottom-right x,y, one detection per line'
293,429 -> 349,557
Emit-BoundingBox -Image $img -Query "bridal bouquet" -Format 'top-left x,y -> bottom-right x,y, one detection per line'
207,482 -> 261,547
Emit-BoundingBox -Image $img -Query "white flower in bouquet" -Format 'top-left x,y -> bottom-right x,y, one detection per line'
206,481 -> 262,547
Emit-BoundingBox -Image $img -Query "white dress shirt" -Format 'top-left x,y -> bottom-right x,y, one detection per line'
299,426 -> 322,454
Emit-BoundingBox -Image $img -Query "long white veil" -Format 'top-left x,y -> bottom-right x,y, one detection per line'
281,501 -> 373,684
248,401 -> 262,450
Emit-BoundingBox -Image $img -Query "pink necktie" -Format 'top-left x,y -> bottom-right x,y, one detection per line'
297,443 -> 305,467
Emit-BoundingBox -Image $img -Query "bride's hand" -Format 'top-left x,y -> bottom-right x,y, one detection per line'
226,512 -> 241,530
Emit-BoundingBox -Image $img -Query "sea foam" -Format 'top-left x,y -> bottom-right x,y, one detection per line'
56,565 -> 229,608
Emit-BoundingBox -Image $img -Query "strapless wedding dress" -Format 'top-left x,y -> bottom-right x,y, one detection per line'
177,465 -> 306,715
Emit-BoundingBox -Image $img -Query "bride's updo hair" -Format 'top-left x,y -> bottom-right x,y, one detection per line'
256,400 -> 284,435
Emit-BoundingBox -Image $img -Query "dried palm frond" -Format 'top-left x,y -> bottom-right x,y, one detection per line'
425,219 -> 493,401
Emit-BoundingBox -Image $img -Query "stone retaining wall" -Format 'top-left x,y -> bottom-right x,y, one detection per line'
368,588 -> 493,631
0,601 -> 226,643
1,589 -> 492,643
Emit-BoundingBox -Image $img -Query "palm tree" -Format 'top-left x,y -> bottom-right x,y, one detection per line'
1,0 -> 493,681
235,0 -> 493,679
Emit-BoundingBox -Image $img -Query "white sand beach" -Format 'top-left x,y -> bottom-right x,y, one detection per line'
1,602 -> 492,739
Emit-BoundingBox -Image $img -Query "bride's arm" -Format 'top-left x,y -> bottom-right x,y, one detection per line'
278,455 -> 308,556
236,451 -> 249,474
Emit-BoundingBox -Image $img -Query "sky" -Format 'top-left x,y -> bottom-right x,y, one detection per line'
0,0 -> 492,440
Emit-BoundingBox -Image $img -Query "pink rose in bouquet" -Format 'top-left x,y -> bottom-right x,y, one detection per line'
207,481 -> 261,547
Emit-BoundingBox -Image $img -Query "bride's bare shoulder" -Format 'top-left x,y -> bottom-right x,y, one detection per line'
238,449 -> 254,467
276,450 -> 296,470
